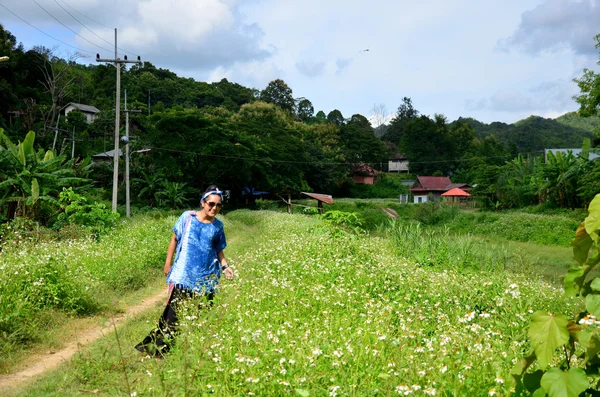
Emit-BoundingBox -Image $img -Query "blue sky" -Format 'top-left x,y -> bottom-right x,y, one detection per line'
2,0 -> 599,124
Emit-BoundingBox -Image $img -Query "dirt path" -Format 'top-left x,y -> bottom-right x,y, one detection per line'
383,207 -> 399,218
0,289 -> 166,393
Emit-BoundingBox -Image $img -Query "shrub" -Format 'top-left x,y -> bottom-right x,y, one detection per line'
413,200 -> 460,225
0,217 -> 41,246
255,198 -> 280,211
54,188 -> 120,237
319,210 -> 362,229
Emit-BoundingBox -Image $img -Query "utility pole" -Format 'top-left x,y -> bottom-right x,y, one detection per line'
71,126 -> 76,159
96,28 -> 142,212
122,89 -> 141,218
47,115 -> 70,152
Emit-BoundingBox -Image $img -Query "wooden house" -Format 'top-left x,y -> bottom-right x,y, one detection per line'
388,153 -> 409,173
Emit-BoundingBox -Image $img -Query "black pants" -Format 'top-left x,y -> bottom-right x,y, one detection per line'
135,284 -> 214,357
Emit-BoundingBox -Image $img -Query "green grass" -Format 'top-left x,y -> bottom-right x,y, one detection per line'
443,210 -> 580,246
12,210 -> 582,396
0,210 -> 254,374
253,197 -> 583,249
0,214 -> 175,372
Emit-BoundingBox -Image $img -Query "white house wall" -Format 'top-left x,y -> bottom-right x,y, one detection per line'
64,105 -> 98,124
388,161 -> 410,172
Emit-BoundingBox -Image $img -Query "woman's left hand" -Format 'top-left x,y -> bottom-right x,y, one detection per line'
223,267 -> 235,280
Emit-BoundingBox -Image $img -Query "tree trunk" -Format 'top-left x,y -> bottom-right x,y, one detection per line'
6,201 -> 17,221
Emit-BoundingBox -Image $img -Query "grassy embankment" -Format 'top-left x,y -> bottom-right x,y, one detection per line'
10,208 -> 583,396
264,197 -> 580,282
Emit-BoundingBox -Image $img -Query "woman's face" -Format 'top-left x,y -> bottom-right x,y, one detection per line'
202,194 -> 223,217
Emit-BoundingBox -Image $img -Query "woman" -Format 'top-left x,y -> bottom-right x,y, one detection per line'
135,185 -> 234,357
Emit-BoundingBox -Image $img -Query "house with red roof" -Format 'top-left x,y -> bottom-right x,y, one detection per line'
409,176 -> 471,203
352,163 -> 377,185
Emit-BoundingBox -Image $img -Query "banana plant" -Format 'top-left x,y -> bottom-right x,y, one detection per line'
0,129 -> 88,220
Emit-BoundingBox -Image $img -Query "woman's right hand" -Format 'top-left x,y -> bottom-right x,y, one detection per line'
223,267 -> 234,280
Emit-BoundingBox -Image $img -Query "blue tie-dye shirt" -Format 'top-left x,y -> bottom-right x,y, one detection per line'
166,211 -> 227,293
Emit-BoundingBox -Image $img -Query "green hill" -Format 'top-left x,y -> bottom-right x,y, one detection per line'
555,111 -> 600,133
455,113 -> 598,153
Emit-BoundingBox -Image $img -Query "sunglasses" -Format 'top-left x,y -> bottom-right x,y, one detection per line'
206,201 -> 223,209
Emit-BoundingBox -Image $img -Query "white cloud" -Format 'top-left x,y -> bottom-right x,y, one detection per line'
205,60 -> 283,90
295,60 -> 326,77
542,110 -> 569,119
2,0 -> 272,71
489,90 -> 535,112
3,0 -> 599,124
465,78 -> 579,116
335,58 -> 353,75
136,0 -> 234,46
500,0 -> 600,56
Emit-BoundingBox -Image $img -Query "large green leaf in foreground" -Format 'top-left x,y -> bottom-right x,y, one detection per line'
540,368 -> 588,397
528,311 -> 569,370
585,194 -> 600,243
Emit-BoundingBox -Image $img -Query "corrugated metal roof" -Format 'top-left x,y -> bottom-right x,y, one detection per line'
441,188 -> 471,197
446,183 -> 471,190
92,149 -> 123,158
63,102 -> 100,113
301,192 -> 334,204
353,163 -> 377,176
544,148 -> 600,161
389,153 -> 408,161
415,176 -> 452,190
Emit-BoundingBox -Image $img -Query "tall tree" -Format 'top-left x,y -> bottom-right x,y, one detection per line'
296,98 -> 314,122
303,123 -> 346,192
340,113 -> 387,168
399,115 -> 447,175
315,110 -> 327,124
383,97 -> 419,146
574,34 -> 600,118
326,109 -> 344,126
233,101 -> 308,192
259,79 -> 295,113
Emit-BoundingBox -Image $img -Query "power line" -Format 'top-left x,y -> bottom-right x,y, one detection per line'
57,0 -> 113,29
0,3 -> 95,55
54,0 -> 137,56
32,0 -> 113,53
52,0 -> 115,48
143,145 -> 544,166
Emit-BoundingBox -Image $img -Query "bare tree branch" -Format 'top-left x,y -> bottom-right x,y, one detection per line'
370,103 -> 389,129
36,48 -> 79,129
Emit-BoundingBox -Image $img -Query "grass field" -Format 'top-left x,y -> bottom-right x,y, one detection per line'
7,209 -> 583,396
